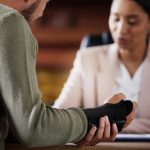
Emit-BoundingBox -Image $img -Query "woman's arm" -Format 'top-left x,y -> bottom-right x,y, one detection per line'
53,51 -> 83,108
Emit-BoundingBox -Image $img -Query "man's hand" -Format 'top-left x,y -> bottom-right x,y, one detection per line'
76,93 -> 137,146
76,116 -> 118,146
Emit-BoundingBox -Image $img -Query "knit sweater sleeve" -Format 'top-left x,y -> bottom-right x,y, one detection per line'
0,11 -> 87,147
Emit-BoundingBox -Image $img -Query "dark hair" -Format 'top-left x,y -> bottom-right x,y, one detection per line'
134,0 -> 150,17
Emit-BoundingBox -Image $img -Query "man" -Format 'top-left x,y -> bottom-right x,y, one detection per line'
0,0 -> 137,150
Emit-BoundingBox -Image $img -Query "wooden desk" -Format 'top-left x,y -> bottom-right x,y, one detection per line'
6,142 -> 150,150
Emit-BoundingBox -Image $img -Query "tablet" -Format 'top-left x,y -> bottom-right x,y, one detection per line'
115,134 -> 150,142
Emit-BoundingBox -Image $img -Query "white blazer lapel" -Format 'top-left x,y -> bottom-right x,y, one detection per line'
97,44 -> 119,105
82,49 -> 100,107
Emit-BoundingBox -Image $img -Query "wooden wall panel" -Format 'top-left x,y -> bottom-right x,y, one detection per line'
31,1 -> 112,103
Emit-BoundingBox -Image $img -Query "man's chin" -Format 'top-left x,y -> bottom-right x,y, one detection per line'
21,0 -> 40,22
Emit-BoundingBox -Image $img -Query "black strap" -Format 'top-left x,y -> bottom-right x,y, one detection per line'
82,100 -> 133,132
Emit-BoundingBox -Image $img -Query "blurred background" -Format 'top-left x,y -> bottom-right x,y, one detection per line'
31,0 -> 112,105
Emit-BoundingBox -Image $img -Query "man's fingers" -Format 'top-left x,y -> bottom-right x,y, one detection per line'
96,117 -> 105,140
77,125 -> 97,146
110,123 -> 118,141
89,117 -> 106,146
85,126 -> 97,142
103,116 -> 111,139
78,116 -> 119,146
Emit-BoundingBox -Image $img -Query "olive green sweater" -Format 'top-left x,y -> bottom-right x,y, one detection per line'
0,4 -> 87,150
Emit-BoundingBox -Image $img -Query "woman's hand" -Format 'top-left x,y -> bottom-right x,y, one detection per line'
106,93 -> 138,129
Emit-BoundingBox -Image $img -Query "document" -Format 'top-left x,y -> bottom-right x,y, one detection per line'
116,134 -> 150,142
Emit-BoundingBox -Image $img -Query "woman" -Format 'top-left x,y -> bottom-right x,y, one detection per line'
54,0 -> 150,133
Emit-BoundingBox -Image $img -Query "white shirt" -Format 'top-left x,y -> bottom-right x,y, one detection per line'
114,61 -> 145,102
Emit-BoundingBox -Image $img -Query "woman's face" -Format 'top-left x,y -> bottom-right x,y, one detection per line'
109,0 -> 150,50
